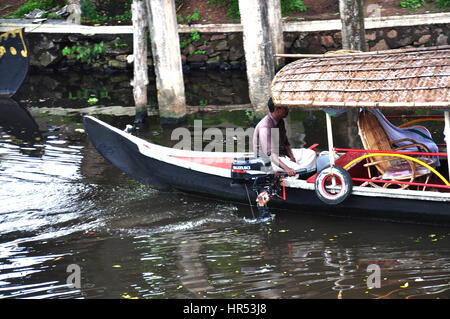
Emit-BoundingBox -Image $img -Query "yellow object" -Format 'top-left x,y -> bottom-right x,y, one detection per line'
398,118 -> 444,128
343,153 -> 450,186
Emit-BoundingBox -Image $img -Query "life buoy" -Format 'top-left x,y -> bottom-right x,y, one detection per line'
314,166 -> 352,205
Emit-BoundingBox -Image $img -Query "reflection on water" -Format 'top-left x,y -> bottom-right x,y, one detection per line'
14,69 -> 250,109
1,72 -> 450,299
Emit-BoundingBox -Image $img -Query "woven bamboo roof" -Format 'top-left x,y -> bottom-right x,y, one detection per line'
271,46 -> 450,109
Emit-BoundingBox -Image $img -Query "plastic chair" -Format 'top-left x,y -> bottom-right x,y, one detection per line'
357,110 -> 436,189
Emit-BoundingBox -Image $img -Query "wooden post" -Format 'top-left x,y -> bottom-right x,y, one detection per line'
145,0 -> 186,122
131,0 -> 148,122
239,0 -> 275,119
445,111 -> 450,182
267,0 -> 284,70
339,0 -> 367,51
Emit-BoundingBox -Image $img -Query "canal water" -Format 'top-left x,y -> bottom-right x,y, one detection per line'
1,70 -> 450,299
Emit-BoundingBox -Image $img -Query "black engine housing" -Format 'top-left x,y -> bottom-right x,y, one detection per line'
231,156 -> 272,182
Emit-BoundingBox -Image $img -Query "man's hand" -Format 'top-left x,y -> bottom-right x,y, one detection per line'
271,153 -> 296,176
285,167 -> 296,176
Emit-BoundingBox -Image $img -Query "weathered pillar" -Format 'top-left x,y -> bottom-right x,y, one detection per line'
131,0 -> 148,122
239,0 -> 275,119
145,0 -> 186,122
339,0 -> 367,51
267,0 -> 284,69
66,0 -> 81,24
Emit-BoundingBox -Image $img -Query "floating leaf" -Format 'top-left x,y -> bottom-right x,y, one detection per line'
112,265 -> 121,268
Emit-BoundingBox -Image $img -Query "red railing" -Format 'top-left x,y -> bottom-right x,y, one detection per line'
333,148 -> 450,190
334,148 -> 448,158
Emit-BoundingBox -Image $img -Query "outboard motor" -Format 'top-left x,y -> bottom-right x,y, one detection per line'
231,156 -> 272,182
231,156 -> 283,221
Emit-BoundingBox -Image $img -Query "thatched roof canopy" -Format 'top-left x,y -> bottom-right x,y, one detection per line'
271,46 -> 450,109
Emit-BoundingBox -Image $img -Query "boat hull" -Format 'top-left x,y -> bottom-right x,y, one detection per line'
83,116 -> 450,225
0,29 -> 29,97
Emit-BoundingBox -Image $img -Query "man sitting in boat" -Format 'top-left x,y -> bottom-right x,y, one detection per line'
253,98 -> 317,177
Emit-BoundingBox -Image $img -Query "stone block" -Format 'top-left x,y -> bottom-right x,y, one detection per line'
387,29 -> 398,39
414,34 -> 431,45
370,39 -> 389,51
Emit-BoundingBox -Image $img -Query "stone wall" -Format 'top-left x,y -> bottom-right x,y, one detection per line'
284,23 -> 449,55
27,33 -> 134,72
26,22 -> 450,72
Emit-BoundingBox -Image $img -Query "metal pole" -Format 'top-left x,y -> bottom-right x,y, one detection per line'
326,112 -> 335,167
445,111 -> 450,181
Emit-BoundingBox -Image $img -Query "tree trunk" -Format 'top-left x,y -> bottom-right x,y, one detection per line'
339,0 -> 367,51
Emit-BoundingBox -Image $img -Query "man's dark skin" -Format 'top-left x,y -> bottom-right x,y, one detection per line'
269,106 -> 297,177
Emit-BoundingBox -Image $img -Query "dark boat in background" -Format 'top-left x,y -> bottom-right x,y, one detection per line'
0,28 -> 29,97
0,97 -> 41,144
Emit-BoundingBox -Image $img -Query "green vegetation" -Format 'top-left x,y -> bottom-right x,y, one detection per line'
399,0 -> 450,10
180,30 -> 202,50
208,0 -> 307,19
177,7 -> 200,23
80,0 -> 132,24
208,0 -> 240,19
436,0 -> 450,7
187,8 -> 200,23
80,0 -> 96,20
62,41 -> 105,64
280,0 -> 308,14
399,0 -> 426,10
5,0 -> 64,18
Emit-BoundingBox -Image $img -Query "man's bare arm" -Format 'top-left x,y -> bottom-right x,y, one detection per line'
271,153 -> 296,176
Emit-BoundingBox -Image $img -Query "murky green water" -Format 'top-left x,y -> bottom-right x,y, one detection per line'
0,71 -> 449,300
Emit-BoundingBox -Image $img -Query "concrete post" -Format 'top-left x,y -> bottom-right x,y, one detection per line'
131,0 -> 148,122
239,0 -> 275,119
267,0 -> 284,69
145,0 -> 186,122
66,0 -> 81,24
339,0 -> 367,51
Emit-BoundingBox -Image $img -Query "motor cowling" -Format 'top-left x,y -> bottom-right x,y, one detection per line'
231,156 -> 272,182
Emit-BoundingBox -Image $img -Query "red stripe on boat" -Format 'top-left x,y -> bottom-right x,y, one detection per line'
168,155 -> 234,169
